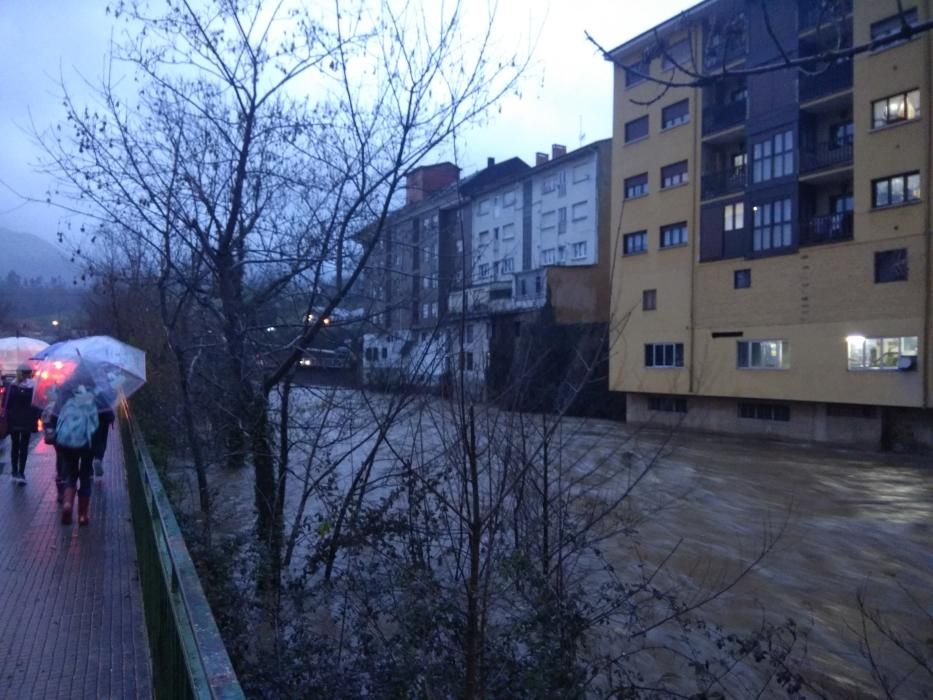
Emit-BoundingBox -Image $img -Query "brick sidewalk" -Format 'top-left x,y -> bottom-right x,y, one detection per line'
0,429 -> 152,699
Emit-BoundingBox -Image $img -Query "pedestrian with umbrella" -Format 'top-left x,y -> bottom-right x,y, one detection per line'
1,363 -> 41,484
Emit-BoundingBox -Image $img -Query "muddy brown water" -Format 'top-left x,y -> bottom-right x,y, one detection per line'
176,390 -> 932,697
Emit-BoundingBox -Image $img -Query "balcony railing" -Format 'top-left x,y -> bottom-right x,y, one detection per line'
800,140 -> 853,173
702,99 -> 746,136
704,38 -> 747,70
799,0 -> 852,33
701,164 -> 747,199
800,211 -> 853,245
799,60 -> 852,102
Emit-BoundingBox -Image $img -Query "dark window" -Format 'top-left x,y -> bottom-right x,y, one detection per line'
874,248 -> 908,283
752,130 -> 794,183
648,396 -> 687,413
871,8 -> 919,49
625,59 -> 649,87
831,193 -> 854,213
738,402 -> 790,422
660,222 -> 688,248
872,90 -> 920,128
829,121 -> 854,147
645,342 -> 684,368
381,347 -> 387,360
872,172 -> 921,208
737,340 -> 789,369
624,173 -> 648,199
643,289 -> 657,311
734,268 -> 751,289
624,231 -> 648,255
465,352 -> 474,371
661,160 -> 688,189
625,116 -> 649,143
826,404 -> 877,419
662,99 -> 690,129
661,37 -> 691,70
752,198 -> 793,251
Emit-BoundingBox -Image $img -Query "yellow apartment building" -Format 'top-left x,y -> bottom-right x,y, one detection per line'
608,0 -> 933,448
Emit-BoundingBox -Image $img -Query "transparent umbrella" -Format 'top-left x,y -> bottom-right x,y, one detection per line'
0,336 -> 49,376
31,336 -> 146,411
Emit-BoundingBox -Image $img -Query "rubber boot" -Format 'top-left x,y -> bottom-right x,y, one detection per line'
61,487 -> 76,525
78,496 -> 91,526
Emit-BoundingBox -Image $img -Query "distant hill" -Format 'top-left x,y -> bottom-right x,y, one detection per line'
0,228 -> 81,285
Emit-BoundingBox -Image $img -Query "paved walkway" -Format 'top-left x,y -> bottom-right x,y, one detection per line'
0,429 -> 152,699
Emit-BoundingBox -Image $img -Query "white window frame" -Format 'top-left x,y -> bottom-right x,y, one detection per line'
737,339 -> 789,369
571,241 -> 587,259
501,222 -> 515,240
572,201 -> 587,221
541,248 -> 557,265
724,202 -> 744,231
846,335 -> 918,370
645,342 -> 684,368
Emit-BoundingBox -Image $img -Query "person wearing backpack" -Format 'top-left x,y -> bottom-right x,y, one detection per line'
1,364 -> 40,485
51,372 -> 102,526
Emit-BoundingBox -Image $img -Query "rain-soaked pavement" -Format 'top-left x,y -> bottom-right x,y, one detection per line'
191,389 -> 932,698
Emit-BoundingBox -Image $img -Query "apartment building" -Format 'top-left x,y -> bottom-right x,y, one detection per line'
449,140 -> 613,406
361,159 -> 529,384
608,0 -> 933,448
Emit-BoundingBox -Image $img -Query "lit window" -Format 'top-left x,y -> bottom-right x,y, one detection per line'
737,340 -> 789,369
872,90 -> 920,128
752,130 -> 794,183
847,335 -> 918,370
724,202 -> 745,231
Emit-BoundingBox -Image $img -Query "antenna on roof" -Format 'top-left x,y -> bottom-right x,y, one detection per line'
578,115 -> 585,145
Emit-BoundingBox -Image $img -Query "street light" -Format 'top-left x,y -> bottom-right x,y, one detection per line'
51,320 -> 59,327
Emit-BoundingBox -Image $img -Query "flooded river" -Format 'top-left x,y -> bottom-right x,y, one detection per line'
179,388 -> 932,698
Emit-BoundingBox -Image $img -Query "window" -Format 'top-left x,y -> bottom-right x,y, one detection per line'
625,115 -> 649,143
540,210 -> 556,229
724,202 -> 745,231
831,193 -> 854,214
648,396 -> 687,413
571,241 -> 587,259
572,201 -> 587,221
734,269 -> 751,289
542,174 -> 559,194
466,352 -> 474,371
871,8 -> 919,49
660,222 -> 688,248
502,222 -> 515,240
502,189 -> 517,207
661,37 -> 691,70
623,231 -> 648,255
625,59 -> 649,87
738,402 -> 790,421
432,302 -> 437,317
752,198 -> 792,251
501,257 -> 514,273
826,404 -> 877,419
830,121 -> 854,148
465,324 -> 474,342
381,347 -> 387,360
645,342 -> 684,368
752,130 -> 794,183
872,90 -> 920,129
661,160 -> 688,189
872,172 -> 921,208
875,248 -> 908,283
737,340 -> 789,369
642,289 -> 657,311
558,207 -> 567,234
541,248 -> 557,265
662,99 -> 690,129
624,173 -> 648,199
478,262 -> 490,278
477,199 -> 491,216
847,335 -> 918,370
572,164 -> 590,183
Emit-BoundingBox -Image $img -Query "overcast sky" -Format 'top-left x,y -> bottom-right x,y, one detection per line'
0,0 -> 693,245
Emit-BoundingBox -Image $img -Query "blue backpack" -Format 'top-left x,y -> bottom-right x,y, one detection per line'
55,390 -> 100,449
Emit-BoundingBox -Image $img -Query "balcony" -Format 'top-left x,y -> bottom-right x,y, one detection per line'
799,60 -> 852,102
800,140 -> 853,173
701,164 -> 746,199
702,99 -> 746,136
799,0 -> 852,33
800,211 -> 853,245
704,38 -> 747,71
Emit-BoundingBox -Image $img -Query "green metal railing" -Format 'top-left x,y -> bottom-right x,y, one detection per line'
120,405 -> 245,700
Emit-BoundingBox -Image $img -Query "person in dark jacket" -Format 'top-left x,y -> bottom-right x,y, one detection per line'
1,364 -> 39,485
91,409 -> 115,478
